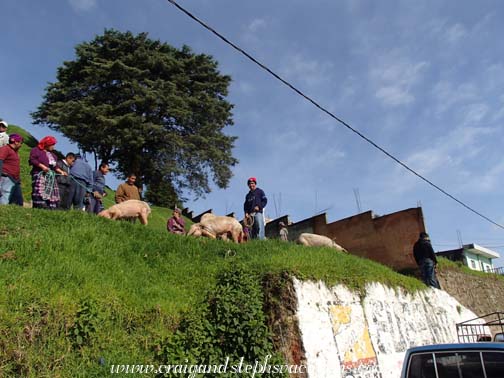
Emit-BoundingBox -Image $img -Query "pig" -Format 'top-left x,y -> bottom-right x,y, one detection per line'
187,223 -> 203,237
98,200 -> 151,225
187,215 -> 244,243
186,213 -> 217,237
296,233 -> 347,253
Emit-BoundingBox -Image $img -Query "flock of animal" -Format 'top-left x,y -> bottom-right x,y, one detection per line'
97,199 -> 348,252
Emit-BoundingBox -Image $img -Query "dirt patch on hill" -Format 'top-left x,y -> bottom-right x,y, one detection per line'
263,272 -> 307,378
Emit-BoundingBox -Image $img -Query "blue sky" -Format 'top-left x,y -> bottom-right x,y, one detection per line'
2,0 -> 504,265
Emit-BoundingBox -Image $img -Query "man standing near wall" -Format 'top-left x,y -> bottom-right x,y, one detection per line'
413,232 -> 441,289
243,177 -> 267,240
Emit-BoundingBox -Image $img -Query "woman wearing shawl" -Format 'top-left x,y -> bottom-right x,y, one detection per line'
29,136 -> 68,209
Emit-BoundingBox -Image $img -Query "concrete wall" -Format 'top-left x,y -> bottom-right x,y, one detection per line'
188,205 -> 425,270
320,208 -> 426,270
438,268 -> 504,318
268,208 -> 425,270
294,279 -> 480,378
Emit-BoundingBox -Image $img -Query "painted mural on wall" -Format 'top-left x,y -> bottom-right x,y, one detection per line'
294,279 -> 480,378
329,303 -> 381,378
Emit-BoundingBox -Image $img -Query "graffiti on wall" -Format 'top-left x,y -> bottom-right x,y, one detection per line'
294,279 -> 479,378
329,304 -> 382,378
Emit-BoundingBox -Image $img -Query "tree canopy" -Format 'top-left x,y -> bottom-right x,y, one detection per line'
32,29 -> 237,205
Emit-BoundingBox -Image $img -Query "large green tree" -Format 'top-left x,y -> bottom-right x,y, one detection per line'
32,29 -> 237,205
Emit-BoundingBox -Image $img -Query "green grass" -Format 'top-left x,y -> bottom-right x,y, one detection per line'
7,124 -> 38,201
0,205 -> 425,377
3,125 -> 500,377
438,256 -> 504,282
7,123 -> 192,233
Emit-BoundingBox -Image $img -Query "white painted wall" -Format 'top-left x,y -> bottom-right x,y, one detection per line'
294,279 -> 480,378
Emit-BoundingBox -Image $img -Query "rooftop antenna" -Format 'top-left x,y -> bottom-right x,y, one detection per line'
353,188 -> 362,214
279,192 -> 282,216
272,193 -> 279,218
316,205 -> 334,216
457,229 -> 463,248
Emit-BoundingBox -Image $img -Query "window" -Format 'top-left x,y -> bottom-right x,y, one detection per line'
435,352 -> 484,377
470,260 -> 476,269
483,352 -> 504,378
408,353 -> 436,378
404,349 -> 504,378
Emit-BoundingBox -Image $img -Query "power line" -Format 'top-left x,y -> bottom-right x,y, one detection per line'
166,0 -> 504,231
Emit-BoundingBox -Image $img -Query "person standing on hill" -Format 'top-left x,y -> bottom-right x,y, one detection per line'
0,120 -> 9,147
56,152 -> 76,210
413,232 -> 441,289
69,154 -> 94,210
87,162 -> 110,214
243,177 -> 267,240
115,173 -> 141,203
0,133 -> 23,205
279,222 -> 289,241
29,136 -> 68,209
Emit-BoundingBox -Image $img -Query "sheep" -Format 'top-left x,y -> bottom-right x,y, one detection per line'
98,200 -> 151,225
296,233 -> 347,253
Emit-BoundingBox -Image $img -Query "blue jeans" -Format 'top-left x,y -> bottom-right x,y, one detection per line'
69,178 -> 87,210
86,196 -> 104,214
420,258 -> 440,289
251,212 -> 265,240
0,176 -> 15,205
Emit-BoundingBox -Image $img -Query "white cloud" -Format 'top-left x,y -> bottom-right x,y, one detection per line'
383,126 -> 496,195
280,54 -> 334,87
461,103 -> 489,125
241,18 -> 268,45
371,57 -> 429,107
248,18 -> 267,33
431,81 -> 479,115
445,23 -> 467,44
491,105 -> 504,123
375,86 -> 414,106
472,161 -> 504,192
406,126 -> 495,175
68,0 -> 96,12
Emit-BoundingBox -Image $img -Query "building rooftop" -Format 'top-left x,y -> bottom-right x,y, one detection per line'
463,243 -> 500,259
437,243 -> 500,260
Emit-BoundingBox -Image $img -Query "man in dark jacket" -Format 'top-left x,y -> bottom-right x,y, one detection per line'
87,162 -> 109,214
69,155 -> 94,210
413,232 -> 441,289
56,152 -> 76,209
243,177 -> 267,240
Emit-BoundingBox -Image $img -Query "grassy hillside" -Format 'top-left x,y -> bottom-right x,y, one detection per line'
6,124 -> 191,233
4,126 -> 501,377
6,125 -> 38,201
0,205 -> 425,377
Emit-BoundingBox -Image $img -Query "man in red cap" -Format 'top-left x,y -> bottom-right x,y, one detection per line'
243,177 -> 267,240
0,133 -> 24,205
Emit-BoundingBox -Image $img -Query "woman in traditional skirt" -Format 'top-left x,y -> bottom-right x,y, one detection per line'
29,136 -> 68,209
